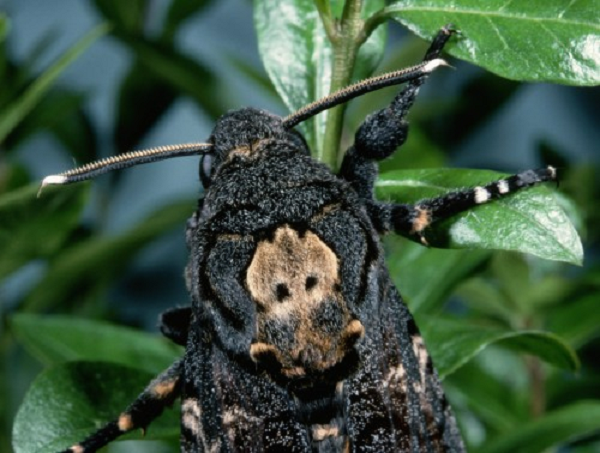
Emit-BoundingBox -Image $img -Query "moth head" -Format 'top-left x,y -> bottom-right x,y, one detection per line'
39,58 -> 445,193
200,107 -> 310,188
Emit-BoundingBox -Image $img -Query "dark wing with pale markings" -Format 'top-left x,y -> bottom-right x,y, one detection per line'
344,263 -> 465,452
181,324 -> 312,452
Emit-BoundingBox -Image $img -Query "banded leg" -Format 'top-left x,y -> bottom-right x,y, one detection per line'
379,166 -> 558,243
340,25 -> 455,198
60,359 -> 183,453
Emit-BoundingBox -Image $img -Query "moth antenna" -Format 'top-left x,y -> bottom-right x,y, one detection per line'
282,58 -> 449,129
39,142 -> 213,196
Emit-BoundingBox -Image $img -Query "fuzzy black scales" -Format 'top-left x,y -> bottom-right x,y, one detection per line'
54,27 -> 557,453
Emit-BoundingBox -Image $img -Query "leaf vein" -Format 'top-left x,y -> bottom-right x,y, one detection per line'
384,5 -> 600,29
485,16 -> 510,53
559,0 -> 579,19
499,195 -> 574,257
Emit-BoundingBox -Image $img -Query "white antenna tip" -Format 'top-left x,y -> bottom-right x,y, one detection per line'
38,174 -> 68,197
42,174 -> 68,186
423,58 -> 450,72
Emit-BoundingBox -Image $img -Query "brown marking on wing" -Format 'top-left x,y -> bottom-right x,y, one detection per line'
246,226 -> 338,313
181,398 -> 202,436
249,342 -> 280,362
312,423 -> 340,441
246,225 -> 361,374
412,335 -> 429,392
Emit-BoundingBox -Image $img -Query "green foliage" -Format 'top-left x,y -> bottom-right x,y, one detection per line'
377,169 -> 582,263
476,401 -> 600,453
2,1 -> 599,452
0,24 -> 109,144
254,0 -> 387,162
0,184 -> 88,279
13,362 -> 180,453
11,314 -> 182,373
20,201 -> 194,313
421,317 -> 579,379
379,0 -> 600,85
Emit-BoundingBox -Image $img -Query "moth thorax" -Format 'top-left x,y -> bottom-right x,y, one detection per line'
246,226 -> 364,377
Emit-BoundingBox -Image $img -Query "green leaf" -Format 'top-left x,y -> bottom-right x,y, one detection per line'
5,89 -> 97,163
115,59 -> 178,152
382,0 -> 600,85
445,361 -> 527,433
421,317 -> 580,379
0,183 -> 88,279
0,163 -> 31,192
92,0 -> 147,34
385,235 -> 490,314
456,278 -> 515,321
227,53 -> 281,102
11,314 -> 181,374
547,293 -> 600,348
21,199 -> 194,312
254,0 -> 386,152
459,253 -> 574,322
0,24 -> 109,144
475,401 -> 600,453
117,36 -> 228,119
376,168 -> 583,265
163,0 -> 214,42
12,362 -> 179,453
0,13 -> 8,43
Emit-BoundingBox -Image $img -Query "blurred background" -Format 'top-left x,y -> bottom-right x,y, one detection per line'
1,0 -> 599,452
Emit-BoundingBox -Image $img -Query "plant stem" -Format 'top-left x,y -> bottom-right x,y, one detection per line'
314,0 -> 335,41
526,355 -> 546,418
523,317 -> 546,418
320,0 -> 366,171
363,6 -> 391,39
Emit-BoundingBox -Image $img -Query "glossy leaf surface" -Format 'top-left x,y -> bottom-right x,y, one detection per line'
422,317 -> 579,379
376,169 -> 583,264
12,362 -> 179,453
11,314 -> 181,374
383,0 -> 600,85
254,0 -> 386,152
476,401 -> 600,453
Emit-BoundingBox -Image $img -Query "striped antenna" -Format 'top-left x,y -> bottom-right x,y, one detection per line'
39,142 -> 212,196
282,58 -> 448,129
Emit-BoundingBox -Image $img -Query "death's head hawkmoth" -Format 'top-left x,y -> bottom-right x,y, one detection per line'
26,24 -> 568,452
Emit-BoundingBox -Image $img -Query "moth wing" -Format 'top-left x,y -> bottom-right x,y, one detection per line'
181,325 -> 312,452
345,266 -> 465,452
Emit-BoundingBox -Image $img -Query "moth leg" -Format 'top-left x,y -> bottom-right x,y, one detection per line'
60,359 -> 183,453
160,306 -> 192,346
339,25 -> 454,199
377,166 -> 558,243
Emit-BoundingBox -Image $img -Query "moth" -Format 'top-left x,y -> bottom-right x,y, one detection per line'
42,26 -> 556,452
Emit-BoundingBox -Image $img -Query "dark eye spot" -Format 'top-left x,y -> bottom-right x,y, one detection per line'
275,283 -> 290,302
305,276 -> 318,291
